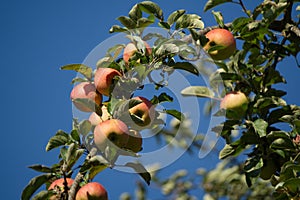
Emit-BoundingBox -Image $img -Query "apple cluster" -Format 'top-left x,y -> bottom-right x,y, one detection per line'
48,178 -> 108,200
70,41 -> 156,152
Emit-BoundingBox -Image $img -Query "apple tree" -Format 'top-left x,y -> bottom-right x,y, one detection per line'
22,0 -> 300,199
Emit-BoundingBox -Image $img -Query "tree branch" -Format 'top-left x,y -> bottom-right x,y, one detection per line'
68,147 -> 98,200
181,20 -> 300,44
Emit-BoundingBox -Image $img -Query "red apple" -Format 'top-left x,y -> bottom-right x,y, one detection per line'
75,182 -> 108,200
220,91 -> 249,119
203,28 -> 236,60
123,42 -> 152,64
94,68 -> 122,96
48,178 -> 74,200
125,130 -> 143,153
94,119 -> 129,151
70,82 -> 102,112
128,96 -> 155,128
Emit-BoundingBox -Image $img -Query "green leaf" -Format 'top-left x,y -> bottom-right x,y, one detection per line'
32,190 -> 51,200
151,92 -> 173,105
158,21 -> 170,29
204,0 -> 232,12
78,120 -> 92,136
60,64 -> 93,80
125,162 -> 151,185
254,97 -> 287,110
270,138 -> 295,150
70,129 -> 80,143
129,4 -> 142,22
71,77 -> 88,84
283,178 -> 300,194
171,62 -> 199,76
46,130 -> 70,151
109,25 -> 129,33
137,17 -> 155,28
167,9 -> 186,26
107,44 -> 125,60
80,155 -> 109,174
65,144 -> 84,171
220,72 -> 242,81
117,16 -> 136,29
219,144 -> 235,159
139,1 -> 163,20
212,11 -> 224,28
253,119 -> 268,137
175,14 -> 204,29
181,86 -> 215,98
232,17 -> 252,31
165,109 -> 185,121
72,98 -> 102,114
21,173 -> 54,200
28,164 -> 52,173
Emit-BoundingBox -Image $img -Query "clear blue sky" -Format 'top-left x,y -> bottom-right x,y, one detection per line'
1,1 -> 299,199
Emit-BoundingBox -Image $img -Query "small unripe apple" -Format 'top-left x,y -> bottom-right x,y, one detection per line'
128,96 -> 155,128
125,130 -> 143,153
48,178 -> 74,200
123,42 -> 152,64
89,106 -> 111,126
94,119 -> 129,151
70,82 -> 102,112
94,68 -> 122,96
220,91 -> 248,119
203,28 -> 236,60
75,182 -> 108,200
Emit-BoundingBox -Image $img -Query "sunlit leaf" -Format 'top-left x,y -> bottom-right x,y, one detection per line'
139,1 -> 163,20
78,120 -> 92,136
181,86 -> 215,98
28,164 -> 52,173
212,11 -> 224,27
60,64 -> 93,80
252,119 -> 268,137
21,174 -> 54,200
204,0 -> 232,12
46,130 -> 69,151
219,144 -> 235,159
129,4 -> 142,22
167,9 -> 186,26
109,25 -> 129,33
117,16 -> 136,29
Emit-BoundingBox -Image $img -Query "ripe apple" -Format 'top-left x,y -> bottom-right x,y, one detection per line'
125,130 -> 143,153
128,96 -> 155,128
75,182 -> 108,200
94,68 -> 122,96
70,82 -> 102,112
123,42 -> 152,64
220,91 -> 249,119
203,28 -> 236,60
89,106 -> 111,126
48,178 -> 74,200
94,119 -> 129,151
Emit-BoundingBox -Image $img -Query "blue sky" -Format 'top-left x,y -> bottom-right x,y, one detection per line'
1,1 -> 299,199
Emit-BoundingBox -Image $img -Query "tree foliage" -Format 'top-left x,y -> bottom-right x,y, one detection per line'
22,0 -> 300,200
